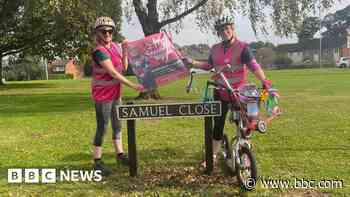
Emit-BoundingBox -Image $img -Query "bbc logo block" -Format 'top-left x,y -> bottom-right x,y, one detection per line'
41,169 -> 56,183
24,168 -> 40,183
8,169 -> 22,183
7,168 -> 101,183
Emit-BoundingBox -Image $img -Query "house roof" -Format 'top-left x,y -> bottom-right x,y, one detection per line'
277,35 -> 348,53
301,36 -> 347,50
276,43 -> 302,53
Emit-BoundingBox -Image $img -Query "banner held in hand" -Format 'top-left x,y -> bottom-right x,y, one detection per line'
127,32 -> 189,91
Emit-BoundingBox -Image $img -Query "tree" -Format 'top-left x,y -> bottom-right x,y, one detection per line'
0,0 -> 123,85
322,5 -> 350,38
249,41 -> 275,50
179,44 -> 210,60
256,47 -> 276,68
297,17 -> 320,41
274,55 -> 293,68
124,0 -> 335,99
5,54 -> 44,81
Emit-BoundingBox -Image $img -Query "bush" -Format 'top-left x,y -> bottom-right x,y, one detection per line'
49,74 -> 73,80
5,70 -> 18,81
5,53 -> 46,81
274,55 -> 293,68
65,74 -> 74,79
84,64 -> 92,76
83,56 -> 93,77
4,63 -> 44,81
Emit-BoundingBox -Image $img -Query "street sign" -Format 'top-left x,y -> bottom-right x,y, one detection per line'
117,102 -> 221,120
121,101 -> 219,177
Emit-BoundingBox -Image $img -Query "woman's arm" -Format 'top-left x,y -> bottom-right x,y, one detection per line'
251,63 -> 272,89
184,57 -> 213,71
121,40 -> 128,71
241,47 -> 271,88
252,67 -> 267,82
100,59 -> 143,91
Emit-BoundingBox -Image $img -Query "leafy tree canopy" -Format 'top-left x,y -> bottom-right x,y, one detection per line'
297,17 -> 320,41
322,4 -> 350,37
124,0 -> 337,37
0,0 -> 122,60
0,0 -> 123,84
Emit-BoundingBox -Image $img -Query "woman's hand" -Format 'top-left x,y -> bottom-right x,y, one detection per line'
182,57 -> 194,68
132,84 -> 145,92
262,79 -> 272,90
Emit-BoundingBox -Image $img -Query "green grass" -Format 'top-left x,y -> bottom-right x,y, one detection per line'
0,69 -> 349,196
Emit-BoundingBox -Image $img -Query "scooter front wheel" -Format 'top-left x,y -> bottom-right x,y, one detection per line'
221,134 -> 236,175
235,146 -> 257,191
222,134 -> 231,159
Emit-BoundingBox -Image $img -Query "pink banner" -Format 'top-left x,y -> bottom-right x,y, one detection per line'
128,32 -> 189,90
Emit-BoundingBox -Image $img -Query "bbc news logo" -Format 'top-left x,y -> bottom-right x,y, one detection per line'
8,169 -> 102,183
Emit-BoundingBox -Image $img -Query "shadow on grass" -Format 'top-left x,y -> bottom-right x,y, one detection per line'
0,83 -> 54,90
60,148 -> 197,168
0,94 -> 190,116
0,92 -> 92,115
61,152 -> 92,162
1,164 -> 242,196
122,96 -> 195,103
0,147 -> 244,195
263,146 -> 350,152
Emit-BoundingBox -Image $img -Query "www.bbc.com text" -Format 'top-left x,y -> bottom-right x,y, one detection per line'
244,177 -> 344,190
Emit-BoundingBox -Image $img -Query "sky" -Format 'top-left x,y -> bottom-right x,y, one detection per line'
121,1 -> 350,46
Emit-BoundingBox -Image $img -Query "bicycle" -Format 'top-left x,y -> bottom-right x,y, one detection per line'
186,65 -> 281,190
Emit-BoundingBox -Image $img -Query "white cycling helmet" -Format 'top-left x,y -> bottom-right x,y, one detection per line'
94,16 -> 116,29
214,16 -> 235,32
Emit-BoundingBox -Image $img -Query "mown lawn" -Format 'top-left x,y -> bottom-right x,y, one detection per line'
0,69 -> 349,196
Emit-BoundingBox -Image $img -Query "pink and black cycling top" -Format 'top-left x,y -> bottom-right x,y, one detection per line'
199,39 -> 261,101
91,42 -> 124,102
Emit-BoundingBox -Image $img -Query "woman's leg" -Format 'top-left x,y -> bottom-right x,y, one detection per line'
111,98 -> 129,165
212,99 -> 229,159
213,100 -> 229,141
93,101 -> 113,159
111,98 -> 123,154
201,95 -> 229,167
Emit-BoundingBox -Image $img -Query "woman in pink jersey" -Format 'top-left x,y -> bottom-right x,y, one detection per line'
184,16 -> 272,167
91,17 -> 144,176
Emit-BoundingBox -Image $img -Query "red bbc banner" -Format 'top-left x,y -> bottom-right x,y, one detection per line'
127,32 -> 189,90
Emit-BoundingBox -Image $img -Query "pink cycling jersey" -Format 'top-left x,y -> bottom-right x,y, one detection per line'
199,39 -> 261,101
91,42 -> 124,102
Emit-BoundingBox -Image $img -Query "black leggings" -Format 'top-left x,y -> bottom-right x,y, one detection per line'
213,94 -> 230,141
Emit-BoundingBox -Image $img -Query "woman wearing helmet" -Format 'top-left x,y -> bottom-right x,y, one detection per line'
183,16 -> 272,167
91,16 -> 144,175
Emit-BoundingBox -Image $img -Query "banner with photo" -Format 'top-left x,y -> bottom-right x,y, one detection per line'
127,32 -> 189,91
